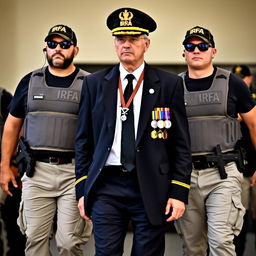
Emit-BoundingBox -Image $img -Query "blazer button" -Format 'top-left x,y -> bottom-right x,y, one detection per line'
107,147 -> 111,151
136,148 -> 140,152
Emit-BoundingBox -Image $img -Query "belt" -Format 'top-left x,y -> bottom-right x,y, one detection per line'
36,156 -> 74,165
103,165 -> 135,175
192,155 -> 234,170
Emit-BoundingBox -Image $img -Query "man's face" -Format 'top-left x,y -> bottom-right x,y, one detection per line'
114,35 -> 150,68
243,76 -> 253,88
183,37 -> 216,70
45,36 -> 78,69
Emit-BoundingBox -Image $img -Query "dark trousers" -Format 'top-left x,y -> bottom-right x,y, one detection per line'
91,167 -> 166,256
1,186 -> 26,256
234,211 -> 248,255
234,210 -> 256,255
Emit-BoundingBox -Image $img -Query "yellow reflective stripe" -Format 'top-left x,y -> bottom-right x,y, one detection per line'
113,31 -> 142,35
75,176 -> 87,185
111,26 -> 149,33
171,180 -> 190,189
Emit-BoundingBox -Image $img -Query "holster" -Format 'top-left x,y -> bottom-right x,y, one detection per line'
16,137 -> 35,178
193,144 -> 247,179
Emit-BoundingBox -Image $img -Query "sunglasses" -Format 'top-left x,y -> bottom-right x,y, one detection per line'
184,43 -> 212,52
47,41 -> 74,49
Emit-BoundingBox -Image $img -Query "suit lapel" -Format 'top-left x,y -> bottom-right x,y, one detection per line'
102,65 -> 120,132
136,65 -> 160,146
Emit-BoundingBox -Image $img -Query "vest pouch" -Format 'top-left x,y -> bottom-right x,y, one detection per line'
24,112 -> 77,152
189,116 -> 241,155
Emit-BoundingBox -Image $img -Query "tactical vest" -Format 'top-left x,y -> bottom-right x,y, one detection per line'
180,68 -> 241,155
23,67 -> 88,152
0,88 -> 4,149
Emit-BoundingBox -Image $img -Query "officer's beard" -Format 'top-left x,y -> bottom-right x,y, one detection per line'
47,51 -> 75,69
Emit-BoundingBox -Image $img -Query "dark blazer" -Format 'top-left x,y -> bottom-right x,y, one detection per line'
75,63 -> 192,225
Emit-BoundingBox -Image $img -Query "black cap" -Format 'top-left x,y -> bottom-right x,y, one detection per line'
183,26 -> 215,47
232,65 -> 252,78
107,7 -> 157,36
44,24 -> 77,46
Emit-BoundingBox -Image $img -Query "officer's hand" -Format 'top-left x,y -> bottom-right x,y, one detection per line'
251,171 -> 256,186
77,196 -> 92,221
10,165 -> 19,178
165,198 -> 185,222
0,165 -> 18,196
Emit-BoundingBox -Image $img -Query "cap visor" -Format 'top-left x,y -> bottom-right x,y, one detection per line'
183,35 -> 210,45
44,33 -> 71,42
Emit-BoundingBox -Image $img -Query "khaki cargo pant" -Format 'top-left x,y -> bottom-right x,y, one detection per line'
175,162 -> 245,256
18,161 -> 92,256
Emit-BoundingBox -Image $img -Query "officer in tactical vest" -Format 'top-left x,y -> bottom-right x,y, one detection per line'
0,88 -> 12,256
0,24 -> 92,255
232,64 -> 256,255
175,26 -> 256,256
0,88 -> 25,256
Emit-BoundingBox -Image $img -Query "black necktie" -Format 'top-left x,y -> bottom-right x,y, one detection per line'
121,74 -> 135,171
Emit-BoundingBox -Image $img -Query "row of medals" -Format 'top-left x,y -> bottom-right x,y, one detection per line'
151,108 -> 172,139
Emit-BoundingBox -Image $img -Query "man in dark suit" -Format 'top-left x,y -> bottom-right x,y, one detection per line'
75,7 -> 192,255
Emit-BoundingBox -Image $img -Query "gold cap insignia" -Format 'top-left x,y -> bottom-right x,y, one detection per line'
235,66 -> 242,74
119,10 -> 133,27
51,25 -> 67,33
189,27 -> 204,35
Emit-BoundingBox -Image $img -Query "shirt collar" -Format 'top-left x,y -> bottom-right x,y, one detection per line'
119,62 -> 145,82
